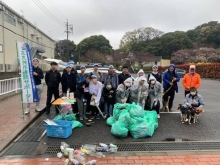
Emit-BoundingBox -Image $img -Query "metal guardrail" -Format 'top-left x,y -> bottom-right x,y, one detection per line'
0,77 -> 21,96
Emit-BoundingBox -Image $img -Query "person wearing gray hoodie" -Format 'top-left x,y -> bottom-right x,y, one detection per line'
146,75 -> 163,118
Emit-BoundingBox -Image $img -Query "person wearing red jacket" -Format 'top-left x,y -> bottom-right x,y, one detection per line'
182,65 -> 201,96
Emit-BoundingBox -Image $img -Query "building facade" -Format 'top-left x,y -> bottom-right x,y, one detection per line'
0,1 -> 54,72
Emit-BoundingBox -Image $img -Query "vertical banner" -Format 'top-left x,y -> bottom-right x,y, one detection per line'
17,41 -> 39,103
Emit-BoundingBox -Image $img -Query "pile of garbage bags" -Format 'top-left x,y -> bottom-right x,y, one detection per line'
107,103 -> 158,138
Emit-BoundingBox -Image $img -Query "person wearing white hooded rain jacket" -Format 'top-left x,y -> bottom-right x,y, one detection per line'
116,77 -> 132,103
134,69 -> 147,86
130,76 -> 148,109
146,75 -> 163,118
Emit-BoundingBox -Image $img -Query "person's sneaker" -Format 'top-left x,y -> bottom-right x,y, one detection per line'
35,106 -> 42,112
83,115 -> 88,120
169,109 -> 172,112
25,108 -> 30,115
96,114 -> 100,119
90,115 -> 95,120
79,116 -> 83,121
157,114 -> 160,119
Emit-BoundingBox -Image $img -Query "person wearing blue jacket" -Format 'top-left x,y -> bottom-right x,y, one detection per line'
163,64 -> 180,111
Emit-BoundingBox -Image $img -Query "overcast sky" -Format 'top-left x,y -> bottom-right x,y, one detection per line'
2,0 -> 220,49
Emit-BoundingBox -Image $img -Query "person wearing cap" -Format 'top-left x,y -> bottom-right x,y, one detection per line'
162,64 -> 180,112
103,65 -> 118,89
76,74 -> 91,120
90,63 -> 103,82
118,65 -> 131,85
63,59 -> 77,75
45,62 -> 61,114
77,66 -> 87,84
25,58 -> 44,114
89,74 -> 103,119
61,64 -> 77,96
130,76 -> 148,109
147,65 -> 162,84
182,65 -> 201,97
134,69 -> 147,86
146,75 -> 163,118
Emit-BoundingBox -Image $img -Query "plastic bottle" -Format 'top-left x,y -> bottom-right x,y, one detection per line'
66,148 -> 74,160
86,160 -> 97,165
89,151 -> 105,158
109,143 -> 117,148
71,159 -> 80,165
96,147 -> 108,152
67,91 -> 70,98
99,143 -> 108,148
109,147 -> 118,153
64,159 -> 69,165
75,153 -> 86,164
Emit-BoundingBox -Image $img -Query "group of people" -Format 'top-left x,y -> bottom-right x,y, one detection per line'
24,58 -> 204,121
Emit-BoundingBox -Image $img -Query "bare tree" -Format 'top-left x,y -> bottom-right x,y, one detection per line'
133,51 -> 155,69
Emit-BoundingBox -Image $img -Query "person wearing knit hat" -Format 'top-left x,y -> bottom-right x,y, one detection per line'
162,64 -> 180,112
147,65 -> 162,84
146,75 -> 162,118
130,76 -> 148,109
182,65 -> 201,96
24,58 -> 44,114
134,69 -> 147,86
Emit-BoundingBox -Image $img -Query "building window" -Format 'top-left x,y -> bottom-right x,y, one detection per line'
4,13 -> 16,26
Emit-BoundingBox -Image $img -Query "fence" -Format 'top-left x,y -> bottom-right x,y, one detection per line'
0,77 -> 21,96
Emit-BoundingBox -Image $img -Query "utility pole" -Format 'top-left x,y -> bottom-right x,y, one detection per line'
64,19 -> 73,40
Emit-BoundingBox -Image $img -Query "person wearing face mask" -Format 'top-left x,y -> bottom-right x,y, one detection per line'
162,64 -> 180,112
134,69 -> 148,86
130,76 -> 148,109
182,87 -> 204,121
76,74 -> 91,120
116,77 -> 132,103
182,65 -> 201,97
103,81 -> 116,118
89,75 -> 103,119
147,65 -> 162,84
145,75 -> 162,118
24,58 -> 44,114
103,65 -> 118,89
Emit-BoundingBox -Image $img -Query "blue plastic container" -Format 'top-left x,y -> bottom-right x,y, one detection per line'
45,120 -> 73,138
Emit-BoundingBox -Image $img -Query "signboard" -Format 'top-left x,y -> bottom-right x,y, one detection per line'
16,41 -> 38,103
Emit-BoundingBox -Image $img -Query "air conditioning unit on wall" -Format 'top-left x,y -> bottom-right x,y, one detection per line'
18,18 -> 24,24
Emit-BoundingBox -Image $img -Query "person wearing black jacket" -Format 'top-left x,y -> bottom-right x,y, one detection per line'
103,81 -> 116,118
45,62 -> 61,114
76,74 -> 91,120
118,65 -> 131,85
61,64 -> 77,94
25,58 -> 44,114
147,65 -> 162,84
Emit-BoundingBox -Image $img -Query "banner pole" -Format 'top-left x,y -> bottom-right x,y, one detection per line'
16,41 -> 25,118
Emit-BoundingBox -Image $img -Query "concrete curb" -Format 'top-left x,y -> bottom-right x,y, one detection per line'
0,108 -> 46,153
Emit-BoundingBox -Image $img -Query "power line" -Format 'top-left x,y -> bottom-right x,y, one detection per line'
32,0 -> 64,27
34,0 -> 64,24
0,24 -> 55,50
47,0 -> 67,19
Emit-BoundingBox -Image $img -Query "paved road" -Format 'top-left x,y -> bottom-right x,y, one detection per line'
2,78 -> 220,157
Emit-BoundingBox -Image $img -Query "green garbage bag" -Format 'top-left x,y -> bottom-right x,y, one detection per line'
113,103 -> 130,120
129,103 -> 144,118
54,114 -> 76,121
130,121 -> 155,138
111,121 -> 128,138
72,121 -> 83,129
106,116 -> 116,126
143,111 -> 158,130
118,111 -> 131,128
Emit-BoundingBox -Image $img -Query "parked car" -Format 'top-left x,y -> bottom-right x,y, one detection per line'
162,68 -> 186,78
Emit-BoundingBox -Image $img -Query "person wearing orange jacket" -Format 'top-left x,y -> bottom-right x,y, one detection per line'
182,65 -> 201,96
